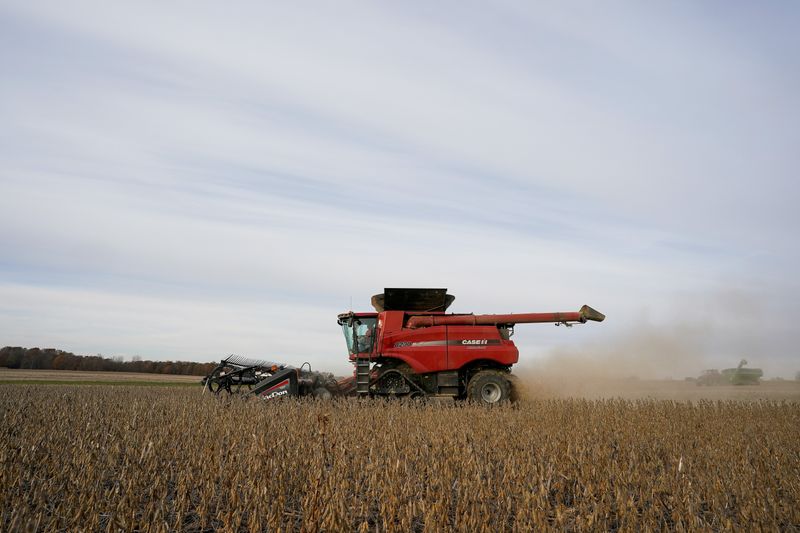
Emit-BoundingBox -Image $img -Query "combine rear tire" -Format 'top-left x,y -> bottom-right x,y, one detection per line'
467,370 -> 512,405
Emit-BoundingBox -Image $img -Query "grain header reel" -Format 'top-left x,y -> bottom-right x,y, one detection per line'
202,354 -> 346,399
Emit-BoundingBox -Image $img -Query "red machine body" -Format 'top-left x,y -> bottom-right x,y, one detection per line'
345,310 -> 519,374
339,289 -> 605,402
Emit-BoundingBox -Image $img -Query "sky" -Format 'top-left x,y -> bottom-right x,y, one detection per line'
1,2 -> 798,377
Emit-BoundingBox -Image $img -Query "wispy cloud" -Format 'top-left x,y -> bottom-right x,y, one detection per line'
1,2 -> 798,375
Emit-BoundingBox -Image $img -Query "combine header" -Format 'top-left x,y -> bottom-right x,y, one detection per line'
203,288 -> 604,404
203,355 -> 345,399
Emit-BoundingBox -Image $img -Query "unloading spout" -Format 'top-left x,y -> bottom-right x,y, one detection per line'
579,305 -> 605,322
405,305 -> 605,328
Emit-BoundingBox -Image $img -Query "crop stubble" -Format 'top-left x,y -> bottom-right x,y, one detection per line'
1,386 -> 798,531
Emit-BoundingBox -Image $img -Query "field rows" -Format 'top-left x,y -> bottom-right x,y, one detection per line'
2,386 -> 798,531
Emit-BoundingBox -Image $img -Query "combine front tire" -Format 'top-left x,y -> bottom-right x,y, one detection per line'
467,370 -> 512,405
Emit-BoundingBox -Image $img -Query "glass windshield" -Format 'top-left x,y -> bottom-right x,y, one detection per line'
341,317 -> 377,354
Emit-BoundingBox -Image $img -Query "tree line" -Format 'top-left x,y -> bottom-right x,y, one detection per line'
0,347 -> 217,376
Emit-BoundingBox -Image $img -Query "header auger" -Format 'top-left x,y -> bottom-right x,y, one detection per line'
203,288 -> 604,404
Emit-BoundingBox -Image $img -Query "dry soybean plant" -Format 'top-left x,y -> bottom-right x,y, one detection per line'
1,386 -> 798,531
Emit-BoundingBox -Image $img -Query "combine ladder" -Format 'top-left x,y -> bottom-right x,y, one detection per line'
355,358 -> 371,396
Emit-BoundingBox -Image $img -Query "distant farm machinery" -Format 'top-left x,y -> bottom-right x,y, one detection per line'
696,359 -> 763,386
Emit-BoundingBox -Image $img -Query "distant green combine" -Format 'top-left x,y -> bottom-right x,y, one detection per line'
697,359 -> 763,386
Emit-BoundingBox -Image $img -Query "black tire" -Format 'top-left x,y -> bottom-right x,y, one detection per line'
467,370 -> 512,405
408,390 -> 426,401
205,367 -> 226,394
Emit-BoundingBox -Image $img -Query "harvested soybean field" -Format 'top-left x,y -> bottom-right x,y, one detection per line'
2,386 -> 799,532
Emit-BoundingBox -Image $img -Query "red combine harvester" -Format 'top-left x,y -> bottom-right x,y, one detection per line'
203,288 -> 604,404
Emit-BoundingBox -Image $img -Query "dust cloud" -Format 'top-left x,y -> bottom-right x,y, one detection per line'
532,322 -> 710,379
511,289 -> 799,400
514,321 -> 748,400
